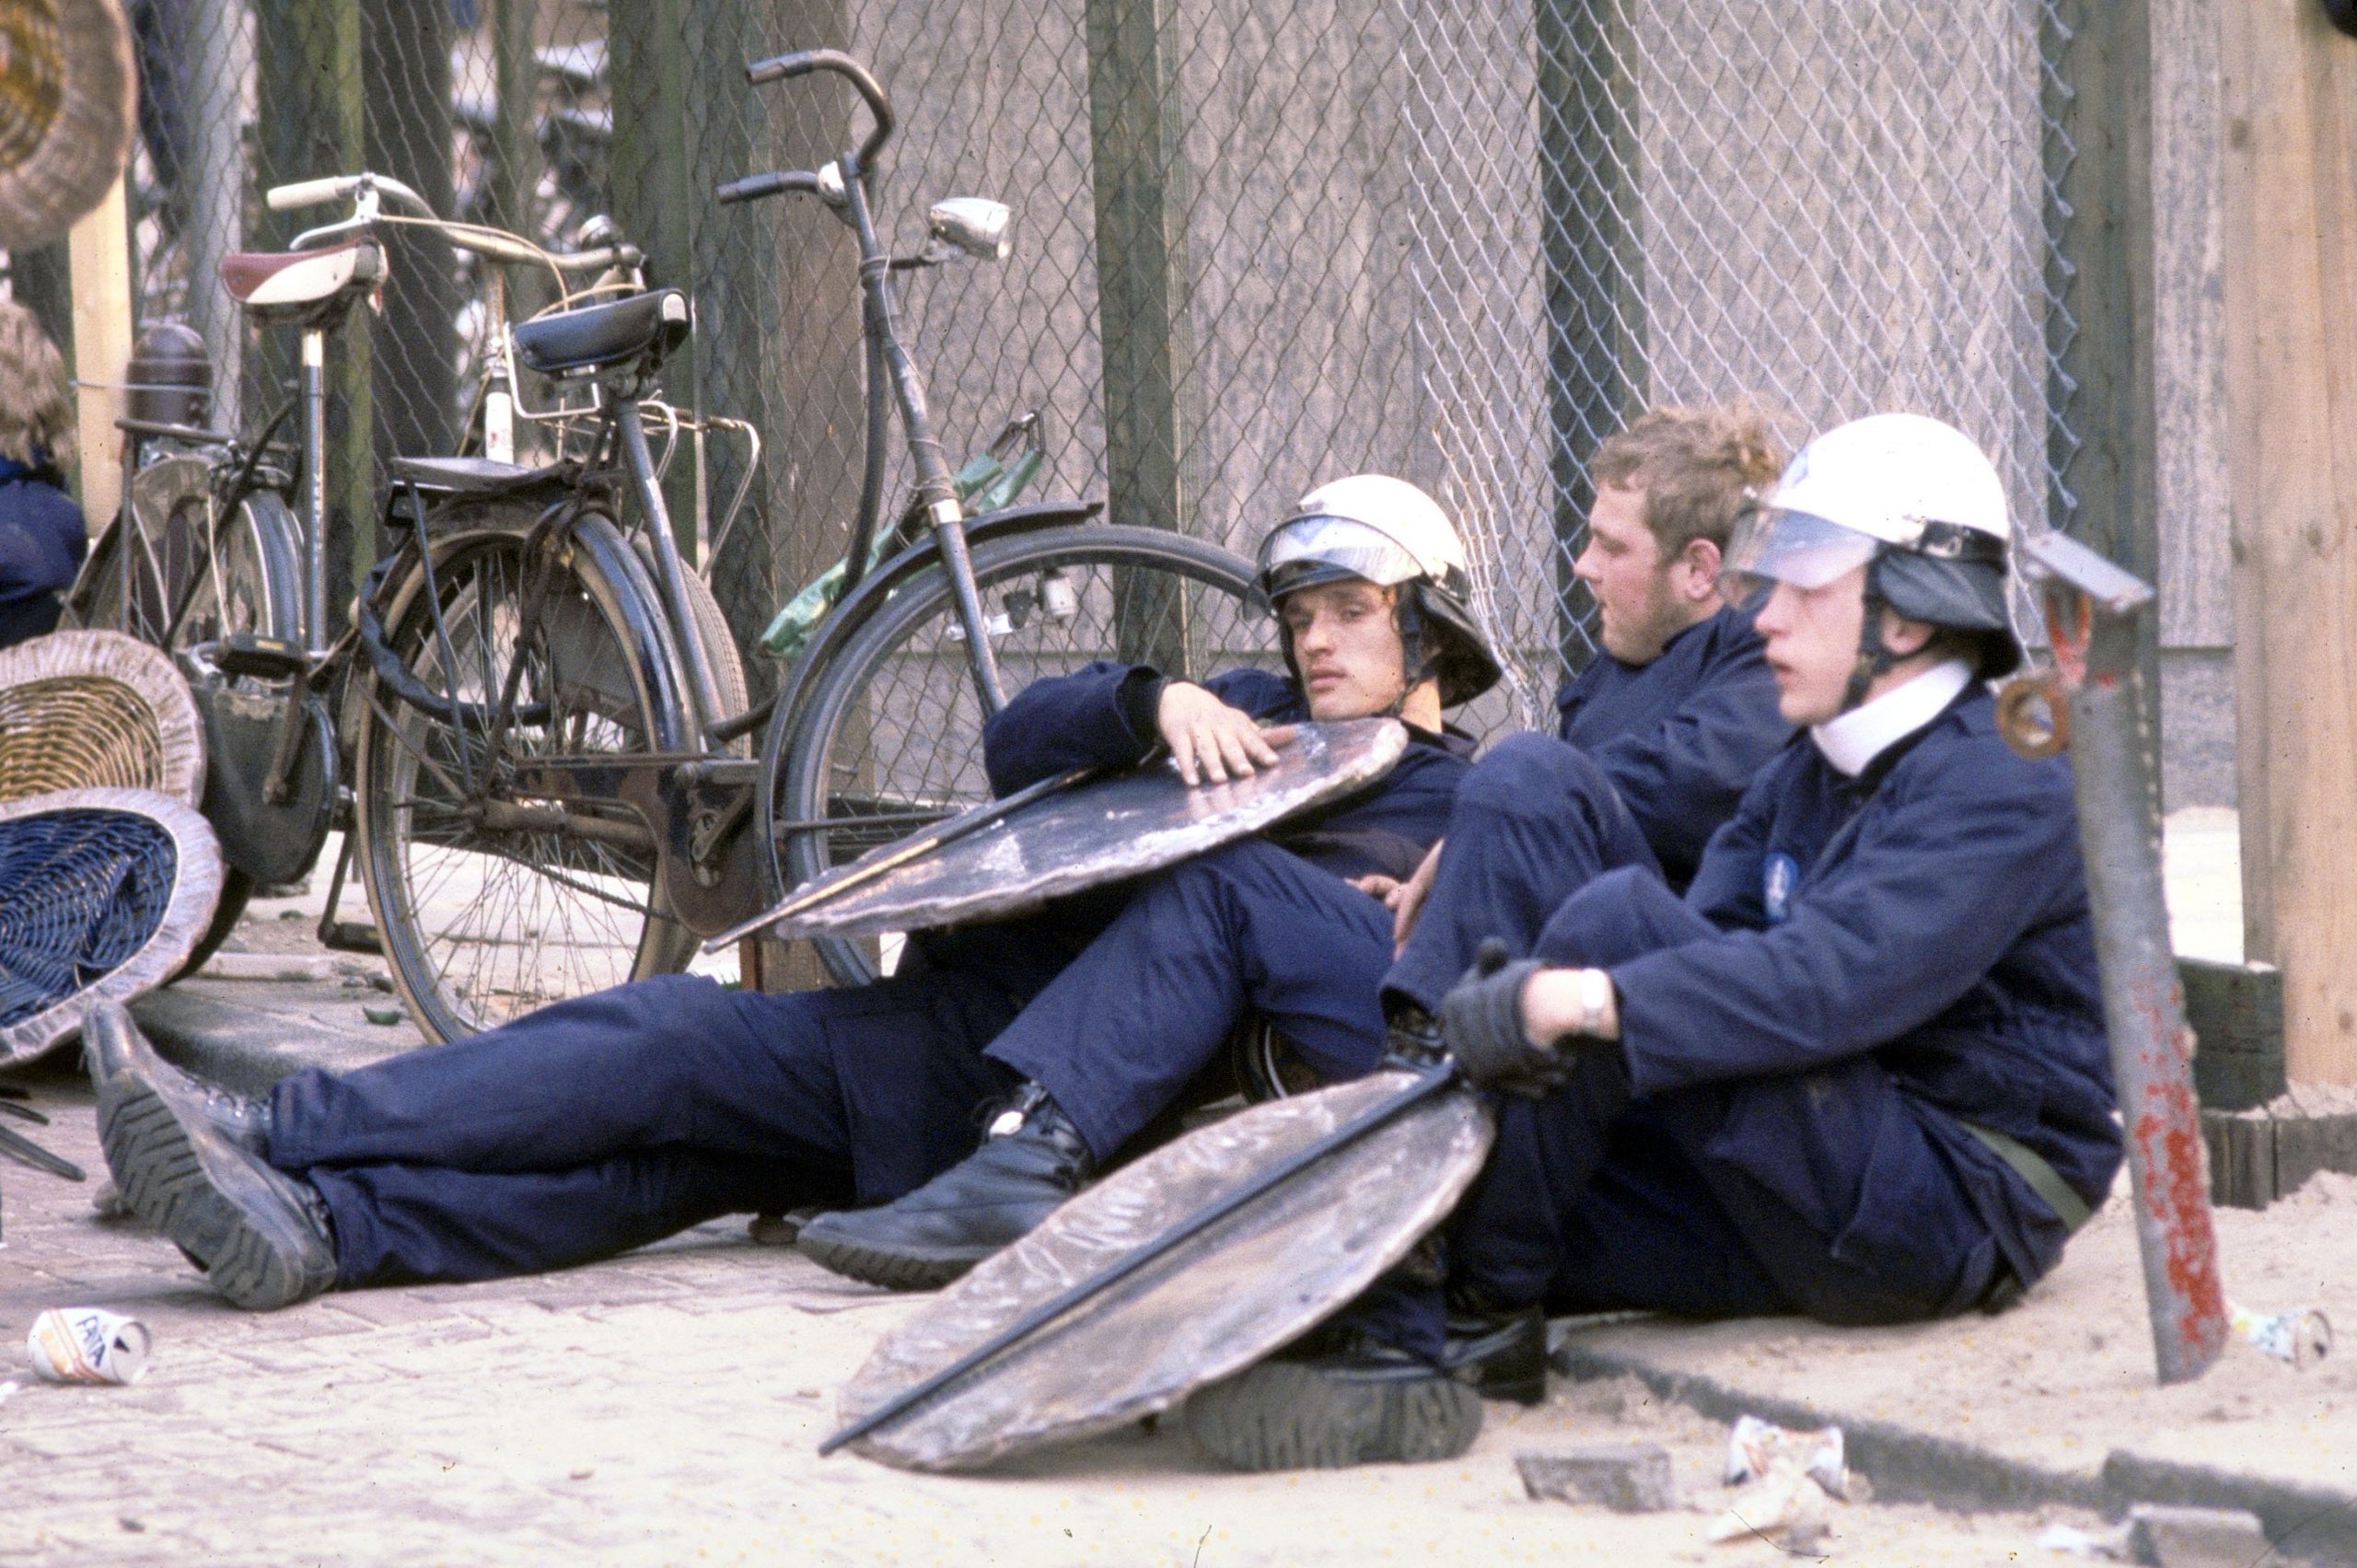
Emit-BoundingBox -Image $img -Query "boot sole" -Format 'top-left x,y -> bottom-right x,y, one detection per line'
1183,1360 -> 1483,1471
96,1070 -> 323,1311
795,1225 -> 982,1292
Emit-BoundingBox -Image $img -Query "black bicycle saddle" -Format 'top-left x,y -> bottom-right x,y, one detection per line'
512,289 -> 690,377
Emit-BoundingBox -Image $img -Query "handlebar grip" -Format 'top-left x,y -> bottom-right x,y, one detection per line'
716,171 -> 793,205
746,49 -> 821,85
266,175 -> 358,212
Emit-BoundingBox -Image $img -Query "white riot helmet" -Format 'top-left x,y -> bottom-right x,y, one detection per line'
1255,474 -> 1504,708
1723,413 -> 2019,706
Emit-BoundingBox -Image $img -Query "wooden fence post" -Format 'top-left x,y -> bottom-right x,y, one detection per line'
1535,0 -> 1644,673
2217,0 -> 2357,1082
67,178 -> 135,533
2045,0 -> 2162,801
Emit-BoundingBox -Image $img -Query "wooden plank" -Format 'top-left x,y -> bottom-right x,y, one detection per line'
2216,0 -> 2357,1082
2180,957 -> 2286,1112
2200,1109 -> 2275,1210
66,176 -> 134,536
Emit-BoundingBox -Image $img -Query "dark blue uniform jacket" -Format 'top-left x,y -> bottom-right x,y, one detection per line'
1611,686 -> 2121,1285
982,659 -> 1476,883
0,457 -> 86,648
1555,602 -> 1789,889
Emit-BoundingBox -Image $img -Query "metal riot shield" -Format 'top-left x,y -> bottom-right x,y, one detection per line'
752,715 -> 1406,943
833,1068 -> 1493,1471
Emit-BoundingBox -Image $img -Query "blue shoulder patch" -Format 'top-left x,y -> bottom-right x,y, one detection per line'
1762,851 -> 1798,924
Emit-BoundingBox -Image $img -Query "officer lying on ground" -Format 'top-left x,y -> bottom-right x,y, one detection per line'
1181,414 -> 2124,1472
83,476 -> 1492,1310
795,403 -> 1794,1291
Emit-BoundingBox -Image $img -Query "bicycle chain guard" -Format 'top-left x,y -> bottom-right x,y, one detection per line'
187,679 -> 336,887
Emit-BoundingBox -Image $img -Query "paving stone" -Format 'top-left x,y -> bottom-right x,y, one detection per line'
1515,1443 -> 1678,1512
2126,1503 -> 2273,1567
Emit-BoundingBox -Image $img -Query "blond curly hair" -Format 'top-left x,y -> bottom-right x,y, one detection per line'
0,302 -> 74,469
1591,401 -> 1785,559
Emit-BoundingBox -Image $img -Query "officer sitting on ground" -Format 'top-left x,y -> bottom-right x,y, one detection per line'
1376,402 -> 1792,1022
1181,413 -> 2123,1473
85,476 -> 1492,1310
798,402 -> 1797,1292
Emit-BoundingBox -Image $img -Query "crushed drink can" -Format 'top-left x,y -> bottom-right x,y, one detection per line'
26,1307 -> 153,1386
1724,1413 -> 1846,1498
2229,1302 -> 2333,1369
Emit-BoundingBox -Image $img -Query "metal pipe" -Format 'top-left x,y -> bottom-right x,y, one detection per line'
2024,531 -> 2227,1385
299,329 -> 328,654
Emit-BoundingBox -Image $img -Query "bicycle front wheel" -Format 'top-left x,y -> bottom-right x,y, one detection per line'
771,523 -> 1278,986
353,510 -> 698,1040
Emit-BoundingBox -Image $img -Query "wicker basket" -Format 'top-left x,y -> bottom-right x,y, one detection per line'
0,786 -> 223,1065
0,631 -> 204,807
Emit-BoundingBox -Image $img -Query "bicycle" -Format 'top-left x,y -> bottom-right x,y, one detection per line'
77,52 -> 1280,1038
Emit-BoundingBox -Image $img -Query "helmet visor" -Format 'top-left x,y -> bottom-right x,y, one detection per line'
1258,515 -> 1423,598
1718,506 -> 1879,599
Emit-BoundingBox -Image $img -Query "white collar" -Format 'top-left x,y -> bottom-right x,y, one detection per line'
1809,658 -> 1974,776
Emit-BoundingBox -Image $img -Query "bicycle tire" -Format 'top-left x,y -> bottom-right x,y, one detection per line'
351,503 -> 699,1041
771,523 -> 1277,986
68,461 -> 304,970
633,538 -> 752,754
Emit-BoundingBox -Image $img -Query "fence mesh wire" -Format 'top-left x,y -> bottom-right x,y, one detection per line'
46,0 -> 2084,739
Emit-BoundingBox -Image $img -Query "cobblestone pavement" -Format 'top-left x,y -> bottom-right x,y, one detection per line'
0,1056 -> 2106,1567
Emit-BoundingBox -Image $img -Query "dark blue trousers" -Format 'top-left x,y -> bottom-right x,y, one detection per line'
1446,866 -> 2009,1325
267,973 -> 1023,1287
988,838 -> 1396,1161
1383,733 -> 1656,1016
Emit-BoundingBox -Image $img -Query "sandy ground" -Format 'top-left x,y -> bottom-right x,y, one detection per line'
0,809 -> 2307,1562
0,1066 -> 2116,1565
1567,1166 -> 2357,1504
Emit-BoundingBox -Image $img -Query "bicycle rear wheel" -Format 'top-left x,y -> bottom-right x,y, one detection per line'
771,523 -> 1277,986
69,459 -> 303,967
352,508 -> 698,1040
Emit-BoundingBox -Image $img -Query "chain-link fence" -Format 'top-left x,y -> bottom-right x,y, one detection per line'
27,0 -> 2103,738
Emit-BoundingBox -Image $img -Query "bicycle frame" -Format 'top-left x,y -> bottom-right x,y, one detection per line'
723,48 -> 1012,716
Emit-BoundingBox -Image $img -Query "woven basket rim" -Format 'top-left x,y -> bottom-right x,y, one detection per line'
0,629 -> 206,807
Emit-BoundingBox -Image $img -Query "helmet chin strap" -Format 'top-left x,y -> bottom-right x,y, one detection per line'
1387,587 -> 1437,722
1841,592 -> 1902,714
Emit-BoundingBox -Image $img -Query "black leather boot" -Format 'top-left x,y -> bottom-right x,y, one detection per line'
1183,1318 -> 1483,1472
88,1006 -> 333,1311
1443,1296 -> 1548,1406
83,1002 -> 274,1156
796,1084 -> 1096,1291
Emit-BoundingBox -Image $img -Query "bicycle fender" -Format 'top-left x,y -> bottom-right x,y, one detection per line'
764,499 -> 1105,741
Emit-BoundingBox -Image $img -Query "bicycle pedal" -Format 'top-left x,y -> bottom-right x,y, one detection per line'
215,633 -> 310,679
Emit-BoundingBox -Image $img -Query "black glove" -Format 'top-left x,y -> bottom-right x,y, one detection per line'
1438,938 -> 1566,1098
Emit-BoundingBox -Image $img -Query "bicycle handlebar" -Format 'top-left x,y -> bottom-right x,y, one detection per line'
744,49 -> 893,170
714,170 -> 825,206
266,171 -> 431,215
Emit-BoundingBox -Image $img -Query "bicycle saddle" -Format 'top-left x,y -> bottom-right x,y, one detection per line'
512,289 -> 689,377
219,238 -> 384,314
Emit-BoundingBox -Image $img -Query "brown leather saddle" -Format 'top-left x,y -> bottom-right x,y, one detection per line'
217,237 -> 384,326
